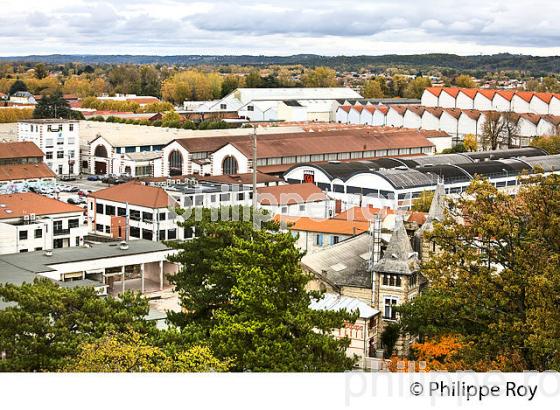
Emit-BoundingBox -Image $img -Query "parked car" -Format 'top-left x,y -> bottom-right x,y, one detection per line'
67,195 -> 85,205
87,175 -> 100,181
60,175 -> 77,182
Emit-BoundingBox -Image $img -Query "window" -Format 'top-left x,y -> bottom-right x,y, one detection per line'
19,249 -> 28,253
57,151 -> 64,159
238,192 -> 244,201
383,274 -> 401,287
168,150 -> 183,176
125,147 -> 135,153
409,274 -> 417,288
247,105 -> 254,111
96,203 -> 104,214
142,229 -> 153,240
68,219 -> 79,229
94,145 -> 108,158
159,230 -> 166,240
281,206 -> 288,214
130,226 -> 140,238
19,230 -> 28,240
69,124 -> 74,131
105,205 -> 115,216
184,226 -> 195,239
46,152 -> 53,159
68,151 -> 75,159
53,239 -> 63,249
57,137 -> 64,145
118,207 -> 126,216
46,138 -> 54,148
53,221 -> 62,232
315,234 -> 323,246
220,103 -> 227,110
332,235 -> 340,244
167,229 -> 177,240
384,297 -> 398,320
159,212 -> 166,221
220,193 -> 230,202
299,204 -> 305,212
96,224 -> 104,232
130,210 -> 141,221
210,195 -> 216,203
142,212 -> 153,222
34,228 -> 42,238
222,156 -> 239,175
195,195 -> 204,206
105,226 -> 111,234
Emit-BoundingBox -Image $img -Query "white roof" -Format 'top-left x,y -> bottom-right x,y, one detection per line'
80,121 -> 305,148
309,293 -> 379,319
234,88 -> 362,104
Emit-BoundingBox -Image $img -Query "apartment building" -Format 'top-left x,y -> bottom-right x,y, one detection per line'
0,192 -> 87,254
17,119 -> 80,176
257,183 -> 334,218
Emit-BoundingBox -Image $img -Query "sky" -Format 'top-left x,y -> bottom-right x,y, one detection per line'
1,0 -> 559,56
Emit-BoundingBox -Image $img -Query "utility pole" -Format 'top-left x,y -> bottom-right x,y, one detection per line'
252,124 -> 258,212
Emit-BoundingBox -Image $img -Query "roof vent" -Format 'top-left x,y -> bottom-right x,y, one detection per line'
119,241 -> 129,250
44,249 -> 53,257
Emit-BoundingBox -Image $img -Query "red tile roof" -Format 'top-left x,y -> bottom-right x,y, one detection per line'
496,90 -> 515,101
257,183 -> 327,206
0,193 -> 82,219
0,141 -> 44,160
0,163 -> 55,182
339,105 -> 352,113
278,215 -> 369,236
459,88 -> 478,99
513,92 -> 534,103
476,89 -> 497,100
89,181 -> 176,209
353,106 -> 364,113
425,87 -> 443,97
423,107 -> 444,118
442,88 -> 461,97
443,108 -> 462,119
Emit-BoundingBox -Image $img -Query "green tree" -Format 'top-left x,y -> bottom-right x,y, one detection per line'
167,207 -> 357,371
139,65 -> 162,97
244,71 -> 264,88
362,79 -> 384,98
454,74 -> 476,88
399,175 -> 560,371
301,67 -> 337,88
221,75 -> 240,97
107,65 -> 141,95
0,279 -> 154,371
8,79 -> 27,95
34,63 -> 48,79
33,92 -> 82,119
390,75 -> 409,97
404,76 -> 432,99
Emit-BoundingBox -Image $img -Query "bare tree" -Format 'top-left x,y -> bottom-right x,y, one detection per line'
481,112 -> 504,150
501,112 -> 520,148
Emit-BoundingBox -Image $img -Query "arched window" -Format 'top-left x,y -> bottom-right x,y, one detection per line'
94,145 -> 108,158
169,150 -> 183,176
222,156 -> 238,175
124,166 -> 131,175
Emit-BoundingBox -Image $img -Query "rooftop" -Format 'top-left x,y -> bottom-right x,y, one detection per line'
89,182 -> 177,209
0,192 -> 82,220
279,215 -> 369,236
0,162 -> 55,182
0,141 -> 44,160
309,293 -> 379,319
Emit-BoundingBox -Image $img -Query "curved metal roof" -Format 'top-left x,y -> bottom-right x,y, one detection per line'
520,155 -> 560,172
415,164 -> 472,184
375,168 -> 439,189
399,153 -> 475,167
464,147 -> 547,161
286,158 -> 405,181
458,160 -> 531,179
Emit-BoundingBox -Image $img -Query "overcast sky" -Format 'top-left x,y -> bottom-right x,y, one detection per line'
1,0 -> 559,56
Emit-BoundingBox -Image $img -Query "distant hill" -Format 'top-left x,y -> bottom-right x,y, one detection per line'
1,53 -> 560,74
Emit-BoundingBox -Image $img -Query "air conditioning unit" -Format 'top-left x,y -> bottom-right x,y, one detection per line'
30,213 -> 36,222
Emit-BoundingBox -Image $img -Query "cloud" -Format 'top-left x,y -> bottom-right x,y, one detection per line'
0,0 -> 559,56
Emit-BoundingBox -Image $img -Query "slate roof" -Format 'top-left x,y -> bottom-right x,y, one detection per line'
373,216 -> 419,275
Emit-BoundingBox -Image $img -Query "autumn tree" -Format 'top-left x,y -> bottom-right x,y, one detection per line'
399,175 -> 560,371
64,331 -> 229,372
412,190 -> 435,213
221,75 -> 240,97
531,135 -> 560,154
161,70 -> 223,103
454,74 -> 476,88
390,75 -> 409,97
361,79 -> 384,98
301,66 -> 337,88
167,207 -> 357,371
463,133 -> 478,152
139,65 -> 162,97
244,71 -> 263,88
404,76 -> 432,99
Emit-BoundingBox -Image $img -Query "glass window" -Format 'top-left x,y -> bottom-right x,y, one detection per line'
105,205 -> 115,216
142,229 -> 153,240
68,219 -> 79,229
384,297 -> 398,320
118,207 -> 126,216
96,203 -> 104,214
34,228 -> 42,238
46,152 -> 53,159
19,230 -> 28,240
142,212 -> 153,222
167,229 -> 177,240
130,210 -> 141,221
57,151 -> 64,159
222,156 -> 239,175
130,226 -> 140,238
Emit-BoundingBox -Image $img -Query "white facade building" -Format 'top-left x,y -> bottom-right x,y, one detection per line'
17,119 -> 80,176
0,192 -> 87,254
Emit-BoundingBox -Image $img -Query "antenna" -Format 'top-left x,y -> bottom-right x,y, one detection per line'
369,213 -> 382,308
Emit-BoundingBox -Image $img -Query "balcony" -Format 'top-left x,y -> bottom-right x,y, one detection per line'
53,228 -> 71,236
